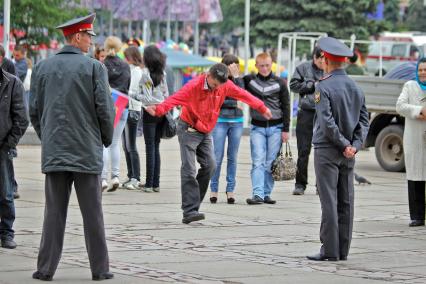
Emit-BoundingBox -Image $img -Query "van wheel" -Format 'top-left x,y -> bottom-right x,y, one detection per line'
374,125 -> 405,172
375,69 -> 387,77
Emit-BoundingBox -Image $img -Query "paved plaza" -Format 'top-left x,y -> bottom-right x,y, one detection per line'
1,134 -> 425,284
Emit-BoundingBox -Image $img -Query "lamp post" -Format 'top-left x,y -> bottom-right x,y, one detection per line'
3,0 -> 10,58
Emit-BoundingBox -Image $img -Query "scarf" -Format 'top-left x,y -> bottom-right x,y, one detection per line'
416,58 -> 426,91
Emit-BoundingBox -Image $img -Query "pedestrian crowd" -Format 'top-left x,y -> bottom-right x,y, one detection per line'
0,12 -> 424,282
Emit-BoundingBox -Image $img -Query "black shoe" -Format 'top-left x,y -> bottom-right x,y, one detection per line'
246,195 -> 264,205
409,220 -> 425,227
226,192 -> 235,204
264,196 -> 276,204
1,238 -> 17,249
13,191 -> 20,199
306,253 -> 338,261
340,255 -> 348,261
92,272 -> 114,281
292,186 -> 305,195
182,213 -> 205,224
209,196 -> 217,204
32,271 -> 53,281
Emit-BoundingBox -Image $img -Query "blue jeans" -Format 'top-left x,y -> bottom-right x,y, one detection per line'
250,124 -> 283,199
102,109 -> 128,180
0,145 -> 15,239
210,122 -> 244,193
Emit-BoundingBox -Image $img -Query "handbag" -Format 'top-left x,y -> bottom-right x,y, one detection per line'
161,111 -> 177,139
271,142 -> 297,181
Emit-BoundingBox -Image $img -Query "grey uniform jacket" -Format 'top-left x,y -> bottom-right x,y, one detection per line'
312,69 -> 369,151
0,69 -> 28,149
30,45 -> 115,174
289,60 -> 323,111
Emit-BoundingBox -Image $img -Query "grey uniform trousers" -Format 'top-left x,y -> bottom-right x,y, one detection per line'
177,120 -> 216,217
314,147 -> 355,259
37,172 -> 109,276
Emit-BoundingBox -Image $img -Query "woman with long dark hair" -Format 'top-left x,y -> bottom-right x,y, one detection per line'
139,45 -> 169,192
122,46 -> 144,190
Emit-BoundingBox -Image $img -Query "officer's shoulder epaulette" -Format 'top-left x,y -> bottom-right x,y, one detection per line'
319,74 -> 332,81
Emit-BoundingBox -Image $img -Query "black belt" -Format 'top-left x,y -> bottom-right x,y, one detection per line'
251,118 -> 283,128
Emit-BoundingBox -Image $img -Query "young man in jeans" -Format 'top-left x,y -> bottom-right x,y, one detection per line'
145,63 -> 272,224
243,53 -> 291,205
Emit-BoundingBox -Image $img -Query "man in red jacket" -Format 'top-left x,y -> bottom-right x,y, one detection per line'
146,63 -> 272,224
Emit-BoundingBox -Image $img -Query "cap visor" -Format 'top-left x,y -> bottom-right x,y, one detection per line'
87,30 -> 96,36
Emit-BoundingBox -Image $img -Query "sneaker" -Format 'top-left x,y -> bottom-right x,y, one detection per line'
123,178 -> 139,190
264,196 -> 277,204
153,187 -> 160,192
107,177 -> 120,192
13,191 -> 20,199
101,180 -> 108,192
246,195 -> 264,205
1,237 -> 17,249
142,187 -> 154,193
121,178 -> 132,188
182,212 -> 205,224
293,186 -> 305,195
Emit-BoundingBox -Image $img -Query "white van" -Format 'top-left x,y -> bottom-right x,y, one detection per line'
366,32 -> 426,76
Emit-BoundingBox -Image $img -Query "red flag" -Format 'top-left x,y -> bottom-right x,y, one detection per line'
111,89 -> 129,128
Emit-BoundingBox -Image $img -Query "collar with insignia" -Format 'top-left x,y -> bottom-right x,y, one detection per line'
314,91 -> 321,103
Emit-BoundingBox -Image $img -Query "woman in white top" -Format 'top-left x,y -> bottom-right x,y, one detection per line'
139,45 -> 169,192
122,46 -> 144,190
396,57 -> 426,227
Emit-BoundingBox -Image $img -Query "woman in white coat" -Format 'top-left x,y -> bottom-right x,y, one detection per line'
396,57 -> 426,227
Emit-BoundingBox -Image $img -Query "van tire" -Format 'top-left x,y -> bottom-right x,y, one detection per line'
374,125 -> 405,172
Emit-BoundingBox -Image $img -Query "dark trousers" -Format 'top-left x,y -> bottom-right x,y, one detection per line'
37,172 -> 109,276
122,116 -> 141,181
408,180 -> 425,221
314,148 -> 355,259
295,109 -> 315,188
143,112 -> 163,188
177,120 -> 216,217
0,146 -> 15,239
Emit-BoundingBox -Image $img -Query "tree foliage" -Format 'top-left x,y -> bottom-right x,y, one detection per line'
215,0 -> 395,52
407,0 -> 426,32
0,0 -> 87,47
384,0 -> 400,26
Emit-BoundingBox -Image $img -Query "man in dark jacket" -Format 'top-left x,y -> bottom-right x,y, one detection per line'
30,14 -> 115,281
0,45 -> 16,75
0,45 -> 21,200
290,47 -> 324,195
0,68 -> 28,249
244,52 -> 291,205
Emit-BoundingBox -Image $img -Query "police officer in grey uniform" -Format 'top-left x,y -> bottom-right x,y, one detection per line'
30,14 -> 115,281
307,37 -> 369,261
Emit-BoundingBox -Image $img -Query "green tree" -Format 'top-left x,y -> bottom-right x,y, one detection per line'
407,0 -> 426,32
249,0 -> 380,48
216,0 -> 245,34
215,0 -> 387,57
0,0 -> 87,48
384,0 -> 400,25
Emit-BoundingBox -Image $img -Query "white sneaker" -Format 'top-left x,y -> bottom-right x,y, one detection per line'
124,178 -> 139,190
121,178 -> 131,188
101,180 -> 108,192
108,177 -> 120,192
